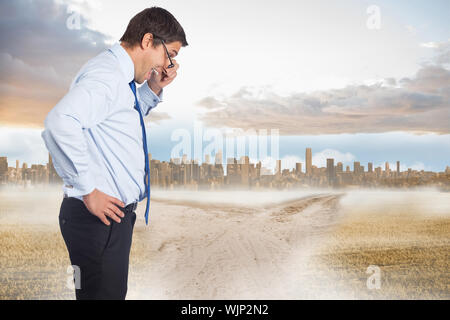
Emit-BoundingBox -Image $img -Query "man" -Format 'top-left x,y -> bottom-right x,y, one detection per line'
41,7 -> 188,299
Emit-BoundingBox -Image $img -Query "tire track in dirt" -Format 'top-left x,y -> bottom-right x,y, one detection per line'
138,192 -> 346,298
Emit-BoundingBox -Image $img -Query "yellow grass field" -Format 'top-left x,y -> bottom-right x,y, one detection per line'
0,186 -> 448,299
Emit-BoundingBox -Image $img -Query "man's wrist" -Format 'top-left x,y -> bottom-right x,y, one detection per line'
148,81 -> 162,96
82,188 -> 96,200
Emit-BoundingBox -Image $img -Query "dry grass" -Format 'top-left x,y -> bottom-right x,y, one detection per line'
0,187 -> 448,299
313,214 -> 449,299
0,225 -> 73,299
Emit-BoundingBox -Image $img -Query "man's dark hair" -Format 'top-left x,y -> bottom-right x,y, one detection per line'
120,7 -> 188,48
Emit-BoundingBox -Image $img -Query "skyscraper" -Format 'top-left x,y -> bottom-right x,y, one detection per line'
295,162 -> 302,174
241,156 -> 249,185
306,148 -> 312,176
336,162 -> 343,173
326,158 -> 335,184
354,161 -> 360,174
0,156 -> 8,184
276,159 -> 281,176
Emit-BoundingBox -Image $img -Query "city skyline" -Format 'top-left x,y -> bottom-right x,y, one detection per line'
2,147 -> 449,191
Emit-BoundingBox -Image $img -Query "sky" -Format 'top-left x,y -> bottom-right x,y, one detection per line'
0,0 -> 449,172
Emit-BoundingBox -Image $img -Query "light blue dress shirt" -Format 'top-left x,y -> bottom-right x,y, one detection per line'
41,43 -> 163,206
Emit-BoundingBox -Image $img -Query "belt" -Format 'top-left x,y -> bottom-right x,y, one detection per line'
120,201 -> 138,214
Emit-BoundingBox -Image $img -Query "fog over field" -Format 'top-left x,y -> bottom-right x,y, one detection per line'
0,185 -> 448,299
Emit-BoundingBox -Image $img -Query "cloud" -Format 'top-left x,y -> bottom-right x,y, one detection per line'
311,149 -> 356,168
432,39 -> 450,66
196,48 -> 450,135
0,0 -> 169,127
0,0 -> 109,76
0,0 -> 112,127
420,42 -> 439,49
145,111 -> 171,125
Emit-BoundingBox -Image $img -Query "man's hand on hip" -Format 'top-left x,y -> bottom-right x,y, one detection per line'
82,188 -> 125,225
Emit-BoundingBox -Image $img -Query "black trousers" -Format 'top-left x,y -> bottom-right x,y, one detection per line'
58,197 -> 137,300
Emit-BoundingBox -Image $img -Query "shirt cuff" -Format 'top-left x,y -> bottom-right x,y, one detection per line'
138,82 -> 164,116
63,171 -> 96,198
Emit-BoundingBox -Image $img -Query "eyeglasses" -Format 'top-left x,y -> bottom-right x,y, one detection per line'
155,37 -> 175,69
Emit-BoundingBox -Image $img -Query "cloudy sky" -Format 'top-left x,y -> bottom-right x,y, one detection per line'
0,0 -> 449,172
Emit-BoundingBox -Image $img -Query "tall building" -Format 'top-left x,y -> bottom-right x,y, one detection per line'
385,162 -> 390,172
256,161 -> 262,177
15,159 -> 20,184
336,162 -> 343,174
276,159 -> 281,176
305,148 -> 312,176
326,158 -> 335,183
295,162 -> 302,174
205,154 -> 210,164
397,161 -> 400,174
241,156 -> 249,186
354,161 -> 360,174
368,162 -> 373,173
0,156 -> 8,184
22,162 -> 28,181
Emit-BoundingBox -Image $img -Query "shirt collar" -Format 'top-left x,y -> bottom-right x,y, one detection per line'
108,42 -> 135,83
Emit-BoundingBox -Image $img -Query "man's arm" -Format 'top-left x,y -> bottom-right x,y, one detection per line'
42,71 -> 125,225
41,72 -> 117,197
136,80 -> 164,116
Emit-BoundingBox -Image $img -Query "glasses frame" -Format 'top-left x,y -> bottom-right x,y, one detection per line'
155,36 -> 175,69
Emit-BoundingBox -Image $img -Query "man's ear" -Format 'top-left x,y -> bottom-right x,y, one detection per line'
141,33 -> 154,50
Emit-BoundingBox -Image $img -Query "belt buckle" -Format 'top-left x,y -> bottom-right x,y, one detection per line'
121,201 -> 137,214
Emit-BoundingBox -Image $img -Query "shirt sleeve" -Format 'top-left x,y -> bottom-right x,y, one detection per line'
41,71 -> 118,197
137,81 -> 164,116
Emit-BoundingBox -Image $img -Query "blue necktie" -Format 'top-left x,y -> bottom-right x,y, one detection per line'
129,81 -> 150,225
